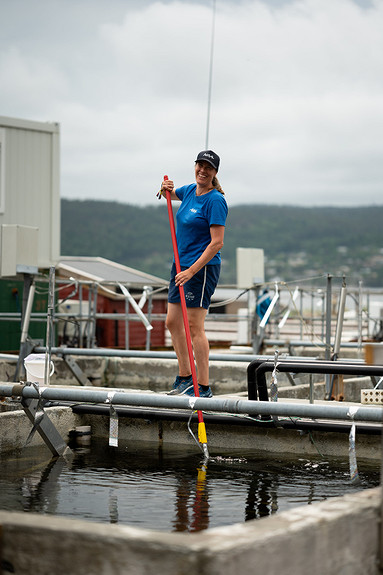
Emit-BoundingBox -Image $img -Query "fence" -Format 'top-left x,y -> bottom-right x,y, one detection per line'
1,274 -> 383,353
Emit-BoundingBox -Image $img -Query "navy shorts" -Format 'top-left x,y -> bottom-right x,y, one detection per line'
168,263 -> 221,309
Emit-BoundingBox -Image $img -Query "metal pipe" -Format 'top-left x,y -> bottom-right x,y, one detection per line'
247,357 -> 383,403
20,282 -> 35,344
124,293 -> 129,350
1,383 -> 382,422
91,284 -> 98,347
79,283 -> 84,348
325,275 -> 332,396
70,404 -> 382,435
262,339 -> 365,349
358,280 -> 363,358
34,345 -> 322,365
44,267 -> 55,386
146,287 -> 153,351
333,277 -> 347,359
14,276 -> 36,382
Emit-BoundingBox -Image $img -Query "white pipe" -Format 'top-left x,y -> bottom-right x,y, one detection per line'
260,284 -> 279,328
118,283 -> 153,331
138,287 -> 149,310
278,286 -> 299,328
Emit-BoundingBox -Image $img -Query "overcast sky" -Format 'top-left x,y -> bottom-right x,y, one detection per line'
1,0 -> 382,207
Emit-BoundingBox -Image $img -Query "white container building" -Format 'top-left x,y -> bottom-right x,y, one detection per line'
0,115 -> 60,276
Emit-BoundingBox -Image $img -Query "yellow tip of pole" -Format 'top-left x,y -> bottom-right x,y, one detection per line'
198,421 -> 208,445
197,466 -> 207,483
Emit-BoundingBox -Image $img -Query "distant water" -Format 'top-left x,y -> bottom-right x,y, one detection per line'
0,441 -> 379,532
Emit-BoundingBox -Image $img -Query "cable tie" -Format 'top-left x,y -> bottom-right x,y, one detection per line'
347,406 -> 359,419
105,391 -> 115,404
188,397 -> 197,409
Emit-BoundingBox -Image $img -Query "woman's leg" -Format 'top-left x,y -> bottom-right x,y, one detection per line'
187,307 -> 209,387
166,302 -> 191,376
166,303 -> 209,387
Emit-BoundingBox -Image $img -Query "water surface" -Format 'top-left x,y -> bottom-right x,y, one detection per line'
0,441 -> 379,532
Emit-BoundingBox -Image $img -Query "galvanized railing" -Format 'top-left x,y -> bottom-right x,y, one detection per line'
1,274 -> 383,353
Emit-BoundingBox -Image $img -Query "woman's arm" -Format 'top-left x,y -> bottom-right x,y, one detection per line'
175,225 -> 225,287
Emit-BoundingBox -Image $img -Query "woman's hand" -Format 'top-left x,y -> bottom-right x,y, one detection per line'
157,179 -> 175,199
175,268 -> 194,286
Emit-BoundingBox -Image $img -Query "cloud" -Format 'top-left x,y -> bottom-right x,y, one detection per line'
0,0 -> 383,206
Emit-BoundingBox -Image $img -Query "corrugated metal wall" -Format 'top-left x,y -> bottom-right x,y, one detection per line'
0,116 -> 60,270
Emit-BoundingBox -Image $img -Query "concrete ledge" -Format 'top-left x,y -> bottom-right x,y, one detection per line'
0,406 -> 80,454
75,409 -> 381,460
0,396 -> 381,459
0,487 -> 380,575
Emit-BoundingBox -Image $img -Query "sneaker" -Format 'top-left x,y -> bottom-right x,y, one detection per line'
182,384 -> 213,398
168,374 -> 193,395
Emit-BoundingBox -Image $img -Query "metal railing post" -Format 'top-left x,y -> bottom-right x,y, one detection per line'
358,280 -> 363,358
44,267 -> 55,385
125,296 -> 129,350
145,287 -> 153,351
325,274 -> 332,398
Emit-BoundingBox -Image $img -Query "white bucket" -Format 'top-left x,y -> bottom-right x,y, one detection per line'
24,353 -> 54,385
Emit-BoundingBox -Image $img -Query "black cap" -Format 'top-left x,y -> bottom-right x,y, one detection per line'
195,150 -> 220,172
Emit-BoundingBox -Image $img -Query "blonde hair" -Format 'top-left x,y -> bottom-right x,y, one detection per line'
212,176 -> 224,195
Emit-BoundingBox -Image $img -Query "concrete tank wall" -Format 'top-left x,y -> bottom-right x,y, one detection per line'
0,487 -> 380,575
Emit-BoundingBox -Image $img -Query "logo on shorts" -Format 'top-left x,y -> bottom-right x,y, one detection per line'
185,292 -> 195,302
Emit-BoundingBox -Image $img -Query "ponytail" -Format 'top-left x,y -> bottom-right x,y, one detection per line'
212,176 -> 224,195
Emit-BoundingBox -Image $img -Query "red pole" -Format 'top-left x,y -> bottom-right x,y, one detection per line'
164,176 -> 209,454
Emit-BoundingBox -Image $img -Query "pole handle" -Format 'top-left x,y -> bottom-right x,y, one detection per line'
164,175 -> 204,418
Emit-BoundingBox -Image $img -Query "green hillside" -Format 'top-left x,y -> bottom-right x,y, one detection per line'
61,199 -> 383,288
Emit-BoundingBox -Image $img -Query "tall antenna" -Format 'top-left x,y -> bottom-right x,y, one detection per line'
205,0 -> 216,149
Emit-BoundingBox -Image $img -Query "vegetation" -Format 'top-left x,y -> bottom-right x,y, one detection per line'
61,199 -> 383,288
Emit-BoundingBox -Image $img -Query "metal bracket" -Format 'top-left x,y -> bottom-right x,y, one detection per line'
21,395 -> 70,457
62,354 -> 92,386
285,372 -> 297,386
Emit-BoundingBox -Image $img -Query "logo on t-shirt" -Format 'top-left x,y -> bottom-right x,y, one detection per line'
190,208 -> 197,213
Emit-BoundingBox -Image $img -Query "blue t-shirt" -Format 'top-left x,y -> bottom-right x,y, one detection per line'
175,184 -> 228,267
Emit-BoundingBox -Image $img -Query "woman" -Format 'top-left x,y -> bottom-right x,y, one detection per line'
159,150 -> 228,398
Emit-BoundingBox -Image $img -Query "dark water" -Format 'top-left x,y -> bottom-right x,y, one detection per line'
0,441 -> 380,532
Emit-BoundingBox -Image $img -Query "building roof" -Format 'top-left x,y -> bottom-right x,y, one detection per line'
58,256 -> 168,288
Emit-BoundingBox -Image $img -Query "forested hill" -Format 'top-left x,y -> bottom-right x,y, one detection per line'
61,199 -> 383,287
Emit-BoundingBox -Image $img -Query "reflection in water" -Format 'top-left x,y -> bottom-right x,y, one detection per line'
22,456 -> 70,515
109,492 -> 119,524
245,471 -> 278,520
173,464 -> 209,532
0,442 -> 379,532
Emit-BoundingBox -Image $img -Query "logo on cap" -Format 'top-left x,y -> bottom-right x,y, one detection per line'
195,150 -> 220,171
